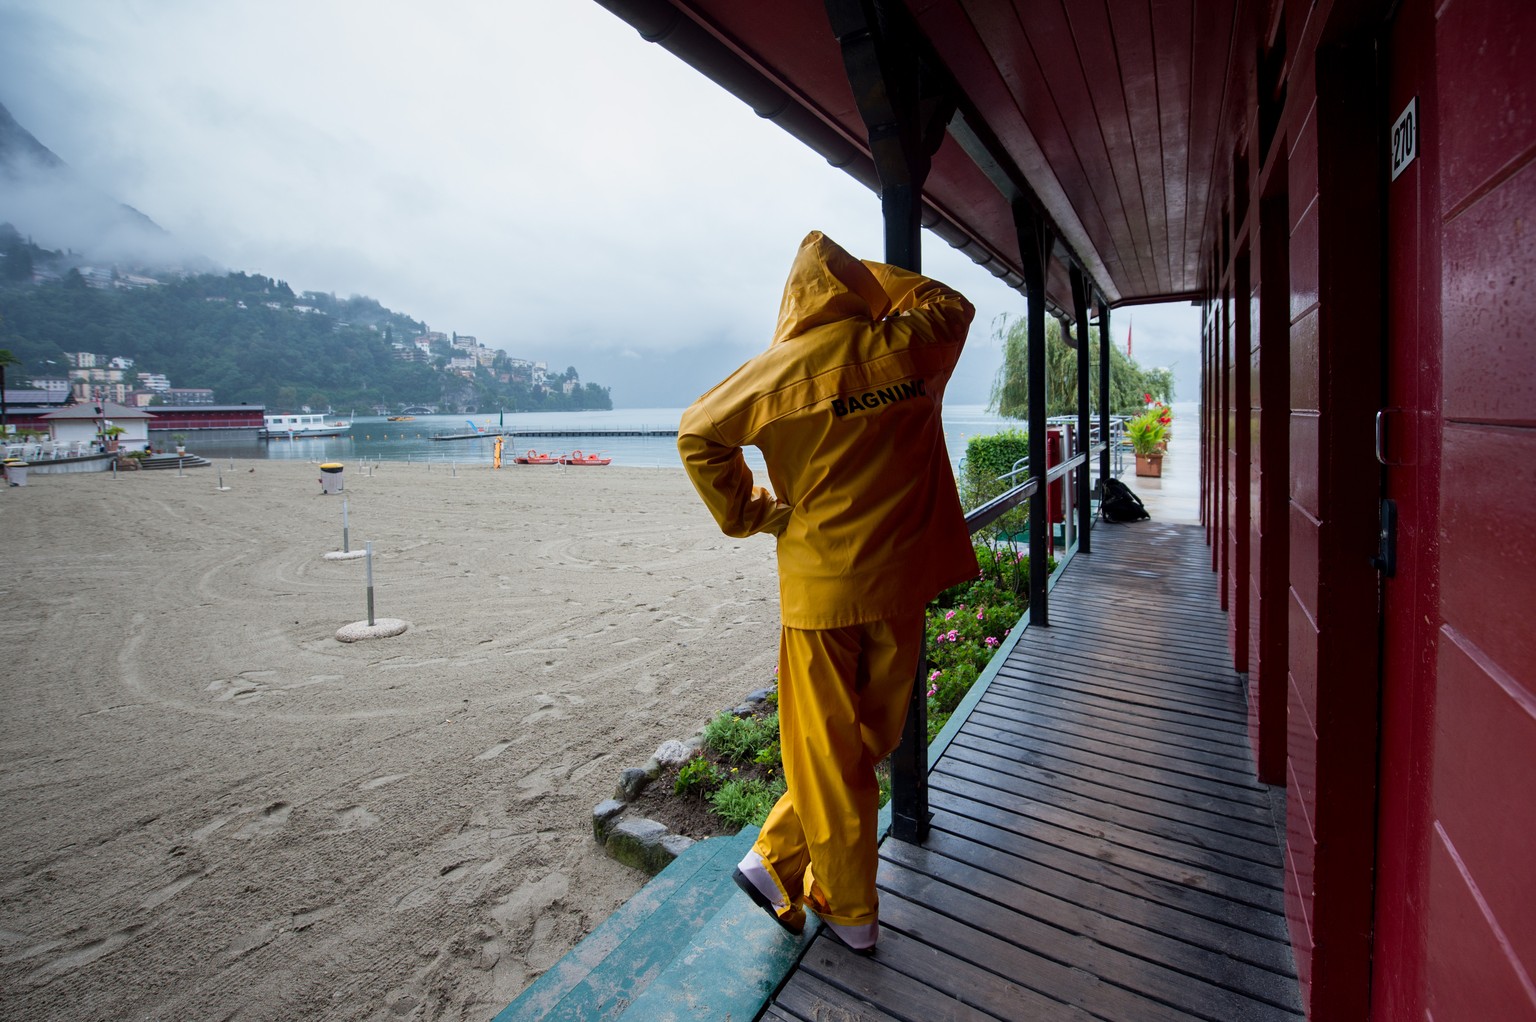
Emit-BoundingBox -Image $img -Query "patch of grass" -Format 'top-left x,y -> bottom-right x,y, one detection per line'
702,711 -> 780,765
708,776 -> 787,829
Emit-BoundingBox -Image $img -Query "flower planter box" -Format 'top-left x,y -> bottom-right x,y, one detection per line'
1135,452 -> 1164,477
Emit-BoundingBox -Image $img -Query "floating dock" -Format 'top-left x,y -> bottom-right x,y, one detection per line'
429,428 -> 677,441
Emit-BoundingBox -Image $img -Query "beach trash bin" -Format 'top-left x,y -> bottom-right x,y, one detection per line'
4,458 -> 27,486
319,462 -> 344,494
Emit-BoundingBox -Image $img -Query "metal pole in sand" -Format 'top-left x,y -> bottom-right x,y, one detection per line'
177,457 -> 184,478
333,543 -> 405,641
365,541 -> 375,626
342,499 -> 350,553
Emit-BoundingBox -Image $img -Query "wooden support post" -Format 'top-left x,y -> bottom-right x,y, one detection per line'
1070,264 -> 1093,552
1098,298 -> 1112,487
1015,202 -> 1052,627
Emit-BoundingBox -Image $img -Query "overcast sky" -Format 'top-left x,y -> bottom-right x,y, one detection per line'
0,0 -> 1200,408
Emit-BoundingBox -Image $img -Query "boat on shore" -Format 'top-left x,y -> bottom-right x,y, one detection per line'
514,450 -> 561,465
260,413 -> 351,439
560,450 -> 612,466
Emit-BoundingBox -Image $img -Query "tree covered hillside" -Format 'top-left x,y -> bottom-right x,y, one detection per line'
0,228 -> 611,413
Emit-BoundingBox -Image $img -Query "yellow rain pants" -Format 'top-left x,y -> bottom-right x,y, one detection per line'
679,230 -> 977,929
755,610 -> 925,926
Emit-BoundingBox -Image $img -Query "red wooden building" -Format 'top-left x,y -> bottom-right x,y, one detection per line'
594,1 -> 1533,1018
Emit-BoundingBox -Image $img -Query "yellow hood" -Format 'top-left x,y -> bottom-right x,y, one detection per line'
680,232 -> 978,629
771,232 -> 891,344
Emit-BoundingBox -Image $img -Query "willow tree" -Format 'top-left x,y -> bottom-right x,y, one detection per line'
988,313 -> 1173,420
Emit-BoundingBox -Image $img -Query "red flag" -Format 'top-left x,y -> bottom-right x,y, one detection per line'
1126,317 -> 1133,358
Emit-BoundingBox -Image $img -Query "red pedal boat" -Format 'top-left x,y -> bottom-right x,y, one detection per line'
560,449 -> 612,466
514,449 -> 561,465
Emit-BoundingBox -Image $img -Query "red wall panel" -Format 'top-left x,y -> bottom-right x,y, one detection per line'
1439,424 -> 1536,673
1433,631 -> 1536,974
1287,582 -> 1320,739
1440,160 -> 1536,427
1288,204 -> 1321,323
1426,827 -> 1536,1020
1435,0 -> 1536,213
1288,100 -> 1319,229
1285,841 -> 1316,995
1287,412 -> 1320,517
1287,309 -> 1320,412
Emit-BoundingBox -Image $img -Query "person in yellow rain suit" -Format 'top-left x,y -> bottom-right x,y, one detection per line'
678,231 -> 977,955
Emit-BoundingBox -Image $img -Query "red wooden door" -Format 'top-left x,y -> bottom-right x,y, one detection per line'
1373,2 -> 1536,1018
1371,1 -> 1441,1015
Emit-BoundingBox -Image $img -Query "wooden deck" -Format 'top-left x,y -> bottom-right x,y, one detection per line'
766,521 -> 1303,1022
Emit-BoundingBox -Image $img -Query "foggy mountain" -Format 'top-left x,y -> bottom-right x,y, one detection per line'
0,100 -> 197,268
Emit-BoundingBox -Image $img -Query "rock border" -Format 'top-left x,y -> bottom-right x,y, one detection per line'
592,686 -> 774,874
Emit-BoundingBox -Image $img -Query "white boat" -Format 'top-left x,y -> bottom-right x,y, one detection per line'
260,413 -> 351,439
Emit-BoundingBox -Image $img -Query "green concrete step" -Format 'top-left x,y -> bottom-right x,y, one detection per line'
495,828 -> 774,1022
615,887 -> 815,1022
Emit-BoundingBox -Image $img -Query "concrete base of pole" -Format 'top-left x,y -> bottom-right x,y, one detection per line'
335,618 -> 408,642
323,550 -> 367,561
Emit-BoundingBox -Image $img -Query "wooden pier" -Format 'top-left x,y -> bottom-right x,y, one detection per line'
767,520 -> 1301,1021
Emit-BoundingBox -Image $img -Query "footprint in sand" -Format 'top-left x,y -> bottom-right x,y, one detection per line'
232,803 -> 292,840
25,926 -> 141,985
476,741 -> 513,761
326,806 -> 380,833
360,773 -> 410,790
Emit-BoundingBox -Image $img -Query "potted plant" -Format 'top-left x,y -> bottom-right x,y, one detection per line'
172,433 -> 187,456
101,424 -> 126,453
1126,410 -> 1169,477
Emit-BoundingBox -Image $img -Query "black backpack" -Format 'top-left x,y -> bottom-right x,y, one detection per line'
1099,477 -> 1150,522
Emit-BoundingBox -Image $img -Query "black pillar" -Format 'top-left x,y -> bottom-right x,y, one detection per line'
1070,265 -> 1093,552
1015,203 -> 1052,627
825,0 -> 953,271
827,0 -> 953,846
1098,298 -> 1112,486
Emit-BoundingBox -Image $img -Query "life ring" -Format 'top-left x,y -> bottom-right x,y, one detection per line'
526,449 -> 537,459
571,450 -> 583,460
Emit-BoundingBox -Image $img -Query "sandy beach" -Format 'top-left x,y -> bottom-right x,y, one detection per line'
0,460 -> 782,1021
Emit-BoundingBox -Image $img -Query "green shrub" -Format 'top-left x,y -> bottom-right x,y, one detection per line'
702,711 -> 779,765
962,430 -> 1030,538
673,756 -> 720,798
709,776 -> 786,828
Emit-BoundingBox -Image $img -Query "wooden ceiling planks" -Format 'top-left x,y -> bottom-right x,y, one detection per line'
633,0 -> 1250,306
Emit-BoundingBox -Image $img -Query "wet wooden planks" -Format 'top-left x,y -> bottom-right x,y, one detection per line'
767,522 -> 1302,1022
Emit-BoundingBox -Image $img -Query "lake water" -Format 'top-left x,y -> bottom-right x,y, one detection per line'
187,404 -> 1026,473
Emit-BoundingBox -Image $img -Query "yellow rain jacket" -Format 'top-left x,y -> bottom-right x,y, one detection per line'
679,231 -> 978,627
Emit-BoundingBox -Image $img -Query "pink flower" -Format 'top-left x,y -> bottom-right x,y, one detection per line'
926,684 -> 938,698
946,629 -> 959,642
944,609 -> 955,620
976,609 -> 985,621
1004,628 -> 1011,637
985,636 -> 1000,647
928,669 -> 941,682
